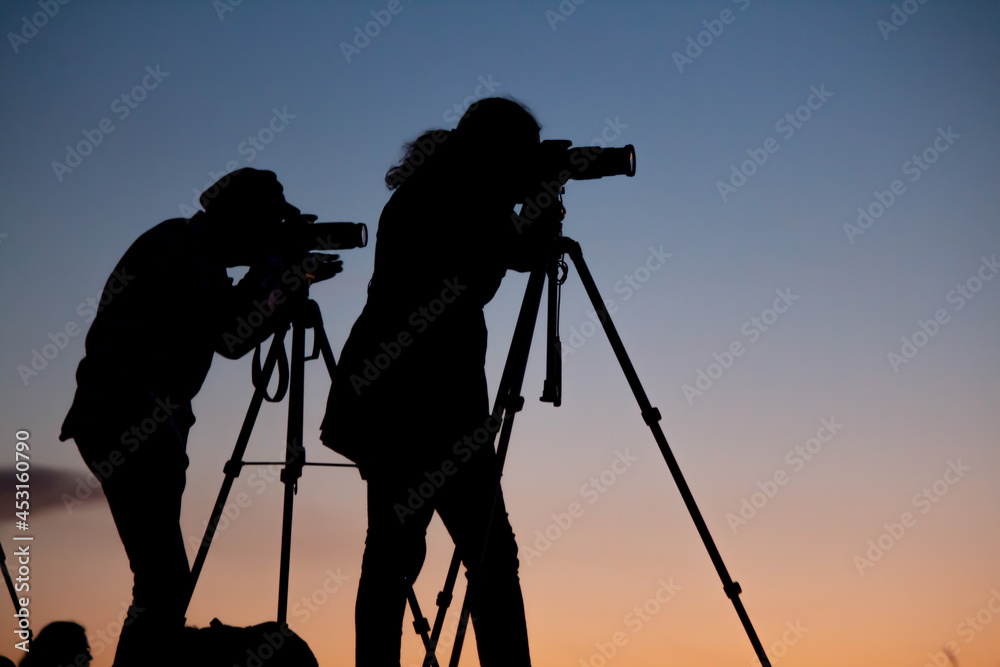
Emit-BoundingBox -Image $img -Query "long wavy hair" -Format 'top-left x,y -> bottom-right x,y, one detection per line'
384,96 -> 541,190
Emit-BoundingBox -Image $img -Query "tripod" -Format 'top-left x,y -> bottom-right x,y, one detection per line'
409,201 -> 774,667
184,297 -> 354,624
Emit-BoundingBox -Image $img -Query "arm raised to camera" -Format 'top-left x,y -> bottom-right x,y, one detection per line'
212,256 -> 298,359
215,249 -> 345,359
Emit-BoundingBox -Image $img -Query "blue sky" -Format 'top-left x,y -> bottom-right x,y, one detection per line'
1,1 -> 999,665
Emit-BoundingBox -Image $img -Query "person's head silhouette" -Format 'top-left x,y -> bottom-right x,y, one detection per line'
19,621 -> 91,667
386,96 -> 541,207
197,167 -> 304,266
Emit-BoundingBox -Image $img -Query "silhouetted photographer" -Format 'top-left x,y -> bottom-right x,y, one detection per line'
59,168 -> 341,667
320,98 -> 556,667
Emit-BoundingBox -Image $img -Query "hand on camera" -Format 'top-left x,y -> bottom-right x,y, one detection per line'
304,252 -> 343,284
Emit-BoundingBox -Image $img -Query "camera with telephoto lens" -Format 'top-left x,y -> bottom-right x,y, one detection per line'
281,217 -> 368,253
514,141 -> 636,228
535,140 -> 636,184
266,217 -> 367,293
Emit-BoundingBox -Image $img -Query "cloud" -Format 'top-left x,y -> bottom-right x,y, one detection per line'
0,466 -> 106,520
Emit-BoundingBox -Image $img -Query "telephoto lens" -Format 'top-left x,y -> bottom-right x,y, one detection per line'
297,222 -> 368,250
537,140 -> 636,184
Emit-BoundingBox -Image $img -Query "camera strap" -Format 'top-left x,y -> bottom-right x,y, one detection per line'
252,338 -> 289,402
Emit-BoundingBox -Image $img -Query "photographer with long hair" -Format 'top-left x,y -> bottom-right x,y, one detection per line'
321,97 -> 551,666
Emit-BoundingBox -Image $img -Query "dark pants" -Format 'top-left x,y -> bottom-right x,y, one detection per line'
74,414 -> 192,667
356,444 -> 532,667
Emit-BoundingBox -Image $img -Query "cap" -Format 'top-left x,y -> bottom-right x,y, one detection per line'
199,168 -> 300,222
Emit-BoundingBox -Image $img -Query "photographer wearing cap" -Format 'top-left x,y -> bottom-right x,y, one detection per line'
321,98 -> 553,667
59,168 -> 340,667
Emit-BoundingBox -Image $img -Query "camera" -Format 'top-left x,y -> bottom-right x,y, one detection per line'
266,218 -> 366,285
512,142 -> 637,233
283,219 -> 368,252
536,140 -> 636,184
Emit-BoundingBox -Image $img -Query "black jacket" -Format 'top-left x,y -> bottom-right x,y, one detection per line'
320,165 -> 545,472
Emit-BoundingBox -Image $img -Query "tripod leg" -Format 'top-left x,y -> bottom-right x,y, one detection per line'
562,239 -> 773,667
275,302 -> 342,626
186,327 -> 289,614
415,265 -> 547,667
419,553 -> 459,667
405,585 -> 436,657
541,252 -> 562,406
439,265 -> 549,667
277,319 -> 307,625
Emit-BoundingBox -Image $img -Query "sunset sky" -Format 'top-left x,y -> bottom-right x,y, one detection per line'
1,1 -> 999,665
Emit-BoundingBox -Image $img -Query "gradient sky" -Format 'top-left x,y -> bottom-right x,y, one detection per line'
1,1 -> 999,665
